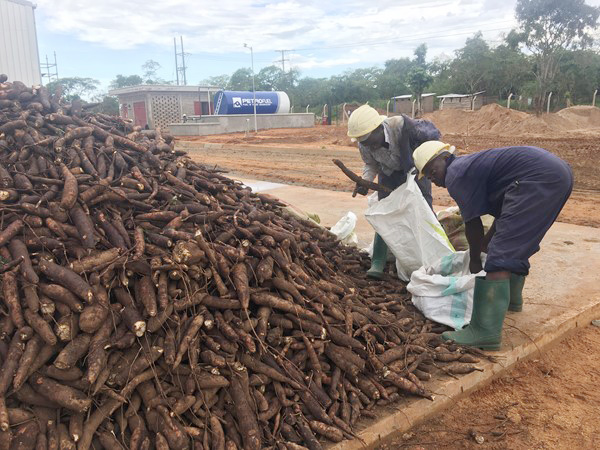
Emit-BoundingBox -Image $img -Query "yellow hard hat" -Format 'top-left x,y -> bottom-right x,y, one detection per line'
413,141 -> 455,179
347,105 -> 386,141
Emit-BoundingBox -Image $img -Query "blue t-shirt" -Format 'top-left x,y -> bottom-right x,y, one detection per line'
445,146 -> 568,222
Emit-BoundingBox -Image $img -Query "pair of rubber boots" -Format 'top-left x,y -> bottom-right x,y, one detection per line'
442,273 -> 526,350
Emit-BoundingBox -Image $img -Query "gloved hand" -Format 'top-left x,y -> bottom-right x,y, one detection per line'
353,184 -> 369,197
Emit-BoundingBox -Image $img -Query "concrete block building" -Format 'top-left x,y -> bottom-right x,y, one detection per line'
108,85 -> 219,129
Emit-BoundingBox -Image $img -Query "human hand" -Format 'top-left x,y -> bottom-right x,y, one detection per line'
353,184 -> 369,197
469,257 -> 483,274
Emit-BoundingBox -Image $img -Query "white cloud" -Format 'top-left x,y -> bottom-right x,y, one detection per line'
36,0 -> 600,72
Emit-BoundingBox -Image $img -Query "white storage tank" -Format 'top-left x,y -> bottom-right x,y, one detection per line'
0,0 -> 41,86
213,90 -> 291,115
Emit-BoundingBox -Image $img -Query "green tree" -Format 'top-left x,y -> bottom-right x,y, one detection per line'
407,67 -> 433,114
256,65 -> 284,90
201,74 -> 230,88
110,74 -> 144,89
488,41 -> 534,98
516,0 -> 600,112
378,57 -> 413,99
429,56 -> 453,96
414,43 -> 428,67
46,77 -> 99,101
228,68 -> 254,90
407,44 -> 433,115
289,77 -> 330,109
88,94 -> 119,115
142,60 -> 160,80
450,32 -> 494,94
552,49 -> 600,106
141,59 -> 168,84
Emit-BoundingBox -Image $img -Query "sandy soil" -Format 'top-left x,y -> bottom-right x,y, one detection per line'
378,325 -> 600,450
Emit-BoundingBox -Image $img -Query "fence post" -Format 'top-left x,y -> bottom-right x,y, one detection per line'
547,92 -> 552,114
593,90 -> 598,107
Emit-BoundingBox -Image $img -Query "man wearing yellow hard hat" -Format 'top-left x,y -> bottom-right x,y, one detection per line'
347,104 -> 441,279
413,141 -> 573,350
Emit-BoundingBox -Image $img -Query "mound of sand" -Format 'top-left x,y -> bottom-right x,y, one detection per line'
425,104 -> 600,137
555,105 -> 600,129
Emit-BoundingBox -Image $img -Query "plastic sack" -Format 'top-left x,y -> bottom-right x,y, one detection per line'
407,251 -> 486,330
364,174 -> 454,281
330,212 -> 359,247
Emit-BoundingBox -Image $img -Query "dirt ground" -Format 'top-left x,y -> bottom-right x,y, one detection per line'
177,126 -> 600,227
378,325 -> 600,450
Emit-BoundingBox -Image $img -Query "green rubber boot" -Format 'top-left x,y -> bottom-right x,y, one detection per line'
367,233 -> 388,280
442,277 -> 510,351
508,274 -> 526,312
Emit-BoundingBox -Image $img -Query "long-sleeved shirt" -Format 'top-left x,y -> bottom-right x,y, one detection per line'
444,146 -> 573,274
358,115 -> 441,182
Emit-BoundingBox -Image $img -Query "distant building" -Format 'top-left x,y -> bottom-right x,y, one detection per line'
108,85 -> 219,129
437,91 -> 488,111
392,93 -> 436,115
0,0 -> 41,86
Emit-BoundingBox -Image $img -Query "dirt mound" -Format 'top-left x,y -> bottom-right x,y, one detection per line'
555,105 -> 600,130
425,104 -> 600,136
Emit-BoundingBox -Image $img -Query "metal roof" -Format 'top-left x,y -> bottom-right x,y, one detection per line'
391,92 -> 437,100
108,84 -> 220,96
437,91 -> 486,99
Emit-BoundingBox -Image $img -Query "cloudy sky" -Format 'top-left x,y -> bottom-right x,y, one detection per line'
34,0 -> 600,91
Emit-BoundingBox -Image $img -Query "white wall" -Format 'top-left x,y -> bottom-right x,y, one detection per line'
168,113 -> 315,136
0,0 -> 41,86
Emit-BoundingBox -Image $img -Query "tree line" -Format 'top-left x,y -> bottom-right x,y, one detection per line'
210,0 -> 600,114
47,0 -> 600,116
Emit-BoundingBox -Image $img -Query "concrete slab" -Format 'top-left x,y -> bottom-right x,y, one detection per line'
233,176 -> 600,449
240,180 -> 287,193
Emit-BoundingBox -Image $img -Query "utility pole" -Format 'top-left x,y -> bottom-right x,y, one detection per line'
174,36 -> 189,86
40,52 -> 58,85
276,50 -> 290,72
174,38 -> 179,85
244,44 -> 258,133
180,36 -> 187,86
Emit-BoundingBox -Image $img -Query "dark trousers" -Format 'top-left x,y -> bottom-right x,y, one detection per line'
485,161 -> 573,275
378,170 -> 433,209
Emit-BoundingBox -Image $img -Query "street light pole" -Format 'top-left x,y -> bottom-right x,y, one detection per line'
244,43 -> 258,133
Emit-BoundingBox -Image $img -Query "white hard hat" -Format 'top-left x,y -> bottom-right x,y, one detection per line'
347,105 -> 386,141
413,141 -> 455,179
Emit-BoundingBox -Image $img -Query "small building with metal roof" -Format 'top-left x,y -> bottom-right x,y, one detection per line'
391,93 -> 436,115
437,91 -> 487,111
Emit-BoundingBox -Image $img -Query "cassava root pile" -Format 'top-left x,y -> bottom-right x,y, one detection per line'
0,76 -> 485,450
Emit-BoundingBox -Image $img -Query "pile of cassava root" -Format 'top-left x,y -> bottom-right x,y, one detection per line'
0,75 -> 486,450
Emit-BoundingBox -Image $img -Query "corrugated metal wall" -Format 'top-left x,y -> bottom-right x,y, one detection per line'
0,0 -> 41,86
